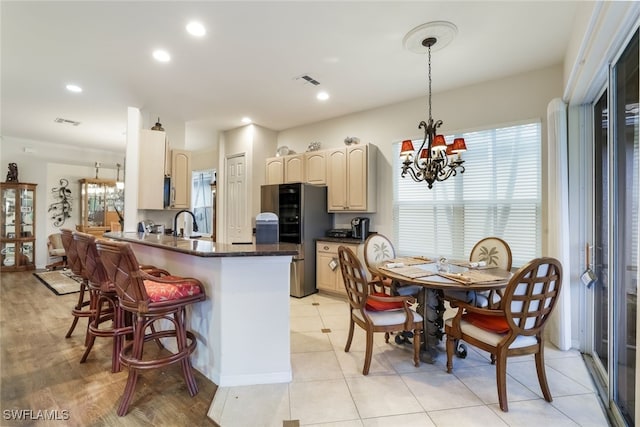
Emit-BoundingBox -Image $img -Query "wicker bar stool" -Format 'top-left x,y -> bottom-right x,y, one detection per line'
95,239 -> 206,416
61,228 -> 92,344
73,232 -> 129,372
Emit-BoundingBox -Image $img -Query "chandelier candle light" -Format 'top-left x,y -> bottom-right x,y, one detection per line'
400,22 -> 467,189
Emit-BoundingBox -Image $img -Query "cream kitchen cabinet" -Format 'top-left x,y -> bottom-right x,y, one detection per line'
265,154 -> 306,184
316,240 -> 363,296
138,129 -> 167,209
326,144 -> 377,212
304,151 -> 326,185
265,157 -> 284,185
284,154 -> 305,183
169,149 -> 191,209
138,129 -> 191,210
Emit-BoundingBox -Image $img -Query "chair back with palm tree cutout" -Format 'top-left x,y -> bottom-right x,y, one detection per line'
470,237 -> 512,270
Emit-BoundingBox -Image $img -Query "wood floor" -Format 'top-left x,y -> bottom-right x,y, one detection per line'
1,270 -> 218,427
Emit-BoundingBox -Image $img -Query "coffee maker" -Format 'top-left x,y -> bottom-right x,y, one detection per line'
351,217 -> 370,241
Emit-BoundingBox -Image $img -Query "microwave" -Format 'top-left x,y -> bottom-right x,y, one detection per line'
163,176 -> 171,208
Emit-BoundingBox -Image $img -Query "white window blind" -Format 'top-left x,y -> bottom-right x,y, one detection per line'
393,121 -> 542,267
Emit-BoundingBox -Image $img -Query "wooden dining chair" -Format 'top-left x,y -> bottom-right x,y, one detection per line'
338,245 -> 423,375
470,237 -> 512,308
445,257 -> 563,412
95,239 -> 206,416
445,237 -> 512,308
363,233 -> 421,297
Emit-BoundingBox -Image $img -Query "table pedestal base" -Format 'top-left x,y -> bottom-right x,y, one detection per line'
416,288 -> 445,364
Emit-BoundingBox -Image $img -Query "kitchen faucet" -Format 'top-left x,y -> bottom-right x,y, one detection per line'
173,209 -> 199,237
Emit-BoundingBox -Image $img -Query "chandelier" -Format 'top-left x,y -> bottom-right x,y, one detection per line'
400,22 -> 467,189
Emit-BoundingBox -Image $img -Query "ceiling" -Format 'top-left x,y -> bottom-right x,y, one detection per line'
1,1 -> 580,153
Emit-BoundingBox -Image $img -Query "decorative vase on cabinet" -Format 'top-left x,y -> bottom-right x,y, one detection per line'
0,182 -> 37,271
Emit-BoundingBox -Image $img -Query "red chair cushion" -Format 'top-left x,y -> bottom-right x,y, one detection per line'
143,276 -> 202,302
366,292 -> 405,311
463,311 -> 510,334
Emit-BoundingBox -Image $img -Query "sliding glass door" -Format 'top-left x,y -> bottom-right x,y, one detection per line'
592,29 -> 638,425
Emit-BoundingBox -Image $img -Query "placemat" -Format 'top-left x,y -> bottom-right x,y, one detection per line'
384,256 -> 431,266
379,265 -> 435,279
439,270 -> 506,284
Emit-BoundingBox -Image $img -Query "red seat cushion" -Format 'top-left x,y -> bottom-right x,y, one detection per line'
366,292 -> 405,311
143,276 -> 202,302
463,311 -> 510,334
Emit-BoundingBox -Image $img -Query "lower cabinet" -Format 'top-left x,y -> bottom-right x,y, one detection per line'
316,241 -> 363,296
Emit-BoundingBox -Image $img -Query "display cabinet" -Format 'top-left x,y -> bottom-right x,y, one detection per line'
1,182 -> 37,271
76,178 -> 121,238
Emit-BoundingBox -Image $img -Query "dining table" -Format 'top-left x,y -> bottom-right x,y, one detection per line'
370,257 -> 512,364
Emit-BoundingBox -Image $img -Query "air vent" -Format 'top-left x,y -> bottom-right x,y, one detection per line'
296,74 -> 321,86
54,117 -> 81,126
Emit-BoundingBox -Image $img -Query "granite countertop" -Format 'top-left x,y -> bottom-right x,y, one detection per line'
103,232 -> 299,258
316,236 -> 367,244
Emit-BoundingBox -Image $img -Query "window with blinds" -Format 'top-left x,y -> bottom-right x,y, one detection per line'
393,121 -> 542,268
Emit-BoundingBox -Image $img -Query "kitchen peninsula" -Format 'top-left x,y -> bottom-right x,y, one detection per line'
103,232 -> 298,387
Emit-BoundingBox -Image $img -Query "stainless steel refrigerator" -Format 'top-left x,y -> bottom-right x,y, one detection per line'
261,183 -> 333,297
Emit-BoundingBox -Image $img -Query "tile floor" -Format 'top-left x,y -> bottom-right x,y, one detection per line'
209,292 -> 610,426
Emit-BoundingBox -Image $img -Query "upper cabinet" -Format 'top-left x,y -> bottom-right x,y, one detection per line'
170,149 -> 191,209
263,144 -> 375,211
284,154 -> 305,183
327,144 -> 377,212
305,151 -> 326,185
138,129 -> 167,210
138,129 -> 191,210
265,157 -> 284,185
265,153 -> 308,185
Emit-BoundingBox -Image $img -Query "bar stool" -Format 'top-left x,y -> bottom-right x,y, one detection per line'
73,232 -> 128,372
95,239 -> 206,416
61,228 -> 92,343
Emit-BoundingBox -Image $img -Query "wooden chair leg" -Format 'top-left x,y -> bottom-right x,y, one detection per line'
117,317 -> 146,416
65,281 -> 91,340
413,327 -> 421,367
175,310 -> 198,396
495,351 -> 509,412
111,304 -> 124,373
362,330 -> 374,375
345,318 -> 355,352
535,348 -> 553,402
65,317 -> 80,339
446,333 -> 455,373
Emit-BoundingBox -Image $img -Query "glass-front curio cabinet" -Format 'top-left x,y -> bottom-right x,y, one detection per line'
1,182 -> 37,271
76,178 -> 120,237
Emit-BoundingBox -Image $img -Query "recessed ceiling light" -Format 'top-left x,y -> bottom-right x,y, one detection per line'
241,117 -> 252,124
153,49 -> 171,62
66,84 -> 82,93
186,21 -> 206,37
317,91 -> 330,101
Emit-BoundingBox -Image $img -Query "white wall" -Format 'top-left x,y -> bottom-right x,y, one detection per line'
252,125 -> 277,222
217,124 -> 276,243
276,65 -> 564,240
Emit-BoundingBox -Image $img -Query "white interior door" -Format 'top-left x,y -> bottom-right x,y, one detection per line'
225,153 -> 251,243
